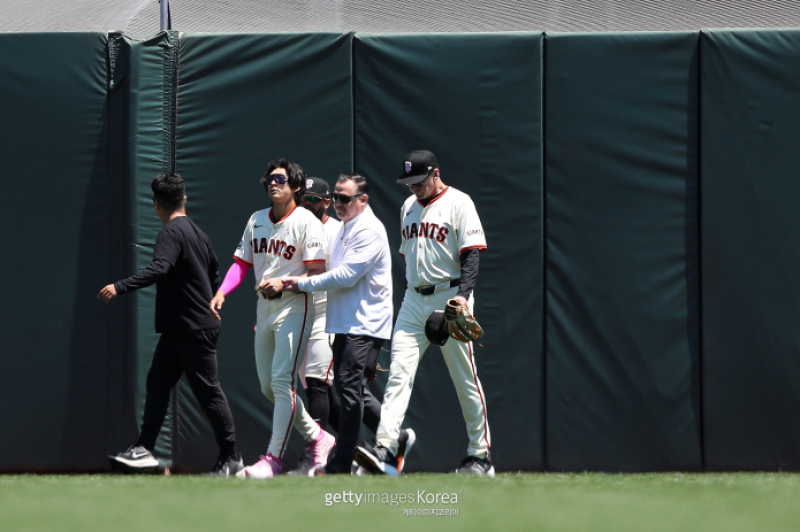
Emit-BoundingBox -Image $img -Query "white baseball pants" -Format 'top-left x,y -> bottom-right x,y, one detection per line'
254,292 -> 320,458
376,287 -> 491,458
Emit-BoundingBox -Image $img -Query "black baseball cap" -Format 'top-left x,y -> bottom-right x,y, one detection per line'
397,150 -> 438,185
305,177 -> 331,198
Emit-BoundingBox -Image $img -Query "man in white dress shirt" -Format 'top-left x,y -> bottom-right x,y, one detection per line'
286,173 -> 414,474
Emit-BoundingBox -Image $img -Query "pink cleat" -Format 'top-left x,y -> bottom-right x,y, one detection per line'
308,429 -> 336,473
244,453 -> 282,479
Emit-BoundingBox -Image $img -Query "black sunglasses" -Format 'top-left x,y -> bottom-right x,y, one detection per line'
303,194 -> 324,204
266,173 -> 288,185
332,192 -> 364,204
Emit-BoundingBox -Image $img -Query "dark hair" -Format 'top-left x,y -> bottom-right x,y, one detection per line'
337,173 -> 369,196
151,173 -> 185,210
261,159 -> 306,205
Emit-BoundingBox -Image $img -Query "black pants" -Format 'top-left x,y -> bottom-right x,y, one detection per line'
328,334 -> 383,470
136,328 -> 237,457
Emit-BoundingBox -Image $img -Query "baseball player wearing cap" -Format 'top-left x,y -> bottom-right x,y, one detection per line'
355,150 -> 494,476
287,176 -> 343,475
209,159 -> 336,478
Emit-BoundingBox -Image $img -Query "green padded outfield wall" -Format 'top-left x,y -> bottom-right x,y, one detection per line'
7,28 -> 800,473
0,33 -> 112,469
545,32 -> 702,471
109,32 -> 183,467
173,33 -> 354,470
701,29 -> 800,470
353,33 -> 544,472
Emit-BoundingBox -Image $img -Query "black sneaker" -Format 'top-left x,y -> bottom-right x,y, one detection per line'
396,428 -> 416,473
287,449 -> 315,477
321,461 -> 352,475
354,444 -> 399,476
108,445 -> 160,474
207,452 -> 245,477
455,454 -> 495,477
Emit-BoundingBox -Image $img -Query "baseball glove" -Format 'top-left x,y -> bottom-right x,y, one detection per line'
443,299 -> 484,343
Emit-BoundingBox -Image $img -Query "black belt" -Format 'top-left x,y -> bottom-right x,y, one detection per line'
414,279 -> 459,296
259,291 -> 283,300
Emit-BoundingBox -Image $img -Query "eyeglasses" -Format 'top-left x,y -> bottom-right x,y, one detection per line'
303,194 -> 324,204
332,192 -> 364,204
266,173 -> 288,185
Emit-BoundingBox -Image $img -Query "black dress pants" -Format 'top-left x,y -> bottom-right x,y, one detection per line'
136,328 -> 237,456
327,334 -> 383,471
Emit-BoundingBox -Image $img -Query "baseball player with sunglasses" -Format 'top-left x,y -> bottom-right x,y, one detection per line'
209,159 -> 336,478
355,150 -> 494,476
286,177 -> 343,475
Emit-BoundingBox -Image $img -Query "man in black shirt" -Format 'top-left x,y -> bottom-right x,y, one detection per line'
99,173 -> 242,476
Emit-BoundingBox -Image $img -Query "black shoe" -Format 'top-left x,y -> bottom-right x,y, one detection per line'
455,454 -> 495,477
354,444 -> 398,476
287,449 -> 315,477
207,452 -> 245,477
108,445 -> 160,474
396,428 -> 416,473
322,461 -> 352,475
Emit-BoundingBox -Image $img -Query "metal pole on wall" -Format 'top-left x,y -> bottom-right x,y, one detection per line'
160,0 -> 172,31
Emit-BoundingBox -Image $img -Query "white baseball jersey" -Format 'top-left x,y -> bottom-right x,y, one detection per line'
234,205 -> 326,288
376,184 -> 492,459
314,216 -> 343,316
399,186 -> 487,287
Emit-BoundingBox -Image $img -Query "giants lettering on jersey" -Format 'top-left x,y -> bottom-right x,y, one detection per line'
251,237 -> 296,260
402,222 -> 449,243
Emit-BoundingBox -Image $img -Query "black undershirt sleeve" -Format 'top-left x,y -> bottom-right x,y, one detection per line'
456,248 -> 480,299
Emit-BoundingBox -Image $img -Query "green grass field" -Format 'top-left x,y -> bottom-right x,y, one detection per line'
2,473 -> 799,532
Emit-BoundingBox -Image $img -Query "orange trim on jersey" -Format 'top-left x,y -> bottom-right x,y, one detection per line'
459,245 -> 487,254
279,292 -> 310,459
398,252 -> 405,257
468,342 -> 491,452
269,204 -> 297,224
323,358 -> 334,385
233,256 -> 252,266
417,185 -> 450,207
303,259 -> 326,264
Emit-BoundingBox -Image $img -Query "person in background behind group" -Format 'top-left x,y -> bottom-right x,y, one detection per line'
354,150 -> 494,477
285,173 -> 415,474
208,159 -> 336,479
100,173 -> 242,477
286,176 -> 343,476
